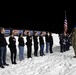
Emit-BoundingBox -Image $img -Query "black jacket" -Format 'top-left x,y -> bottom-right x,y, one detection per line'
0,33 -> 7,47
33,35 -> 38,45
45,35 -> 51,42
49,35 -> 53,46
39,36 -> 44,45
26,35 -> 32,46
9,36 -> 16,48
59,34 -> 63,44
45,34 -> 53,45
18,37 -> 24,46
59,34 -> 67,45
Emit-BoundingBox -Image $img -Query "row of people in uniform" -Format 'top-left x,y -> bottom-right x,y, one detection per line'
59,32 -> 71,53
0,27 -> 53,68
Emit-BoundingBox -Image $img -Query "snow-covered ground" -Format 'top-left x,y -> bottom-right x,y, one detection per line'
0,33 -> 76,75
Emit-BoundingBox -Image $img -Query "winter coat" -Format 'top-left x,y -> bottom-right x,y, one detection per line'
26,35 -> 32,46
33,35 -> 38,45
39,36 -> 44,45
49,35 -> 53,46
59,34 -> 67,45
0,33 -> 7,47
9,36 -> 16,48
18,37 -> 24,46
45,34 -> 53,45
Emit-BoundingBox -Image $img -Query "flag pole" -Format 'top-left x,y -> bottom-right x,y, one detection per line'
64,11 -> 66,21
69,28 -> 74,37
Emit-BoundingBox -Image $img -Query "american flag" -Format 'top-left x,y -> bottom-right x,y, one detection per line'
64,11 -> 68,33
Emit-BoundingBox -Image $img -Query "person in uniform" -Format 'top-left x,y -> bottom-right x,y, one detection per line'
72,25 -> 76,58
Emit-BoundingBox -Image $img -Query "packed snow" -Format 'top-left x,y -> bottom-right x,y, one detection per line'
0,33 -> 76,75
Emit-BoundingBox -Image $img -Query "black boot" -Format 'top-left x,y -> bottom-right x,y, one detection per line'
11,60 -> 14,64
0,65 -> 5,68
14,62 -> 17,64
3,63 -> 9,66
73,56 -> 76,58
14,61 -> 17,64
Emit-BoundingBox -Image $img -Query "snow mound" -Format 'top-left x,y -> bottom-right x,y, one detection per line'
0,47 -> 76,75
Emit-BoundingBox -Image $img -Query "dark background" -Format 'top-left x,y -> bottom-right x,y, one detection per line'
0,5 -> 75,34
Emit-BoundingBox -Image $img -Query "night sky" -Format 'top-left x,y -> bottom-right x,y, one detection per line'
0,6 -> 75,34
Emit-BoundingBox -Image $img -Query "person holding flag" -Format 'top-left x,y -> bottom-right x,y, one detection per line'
59,11 -> 68,52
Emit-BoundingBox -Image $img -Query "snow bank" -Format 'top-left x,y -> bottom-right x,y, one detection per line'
52,33 -> 60,47
0,47 -> 76,75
